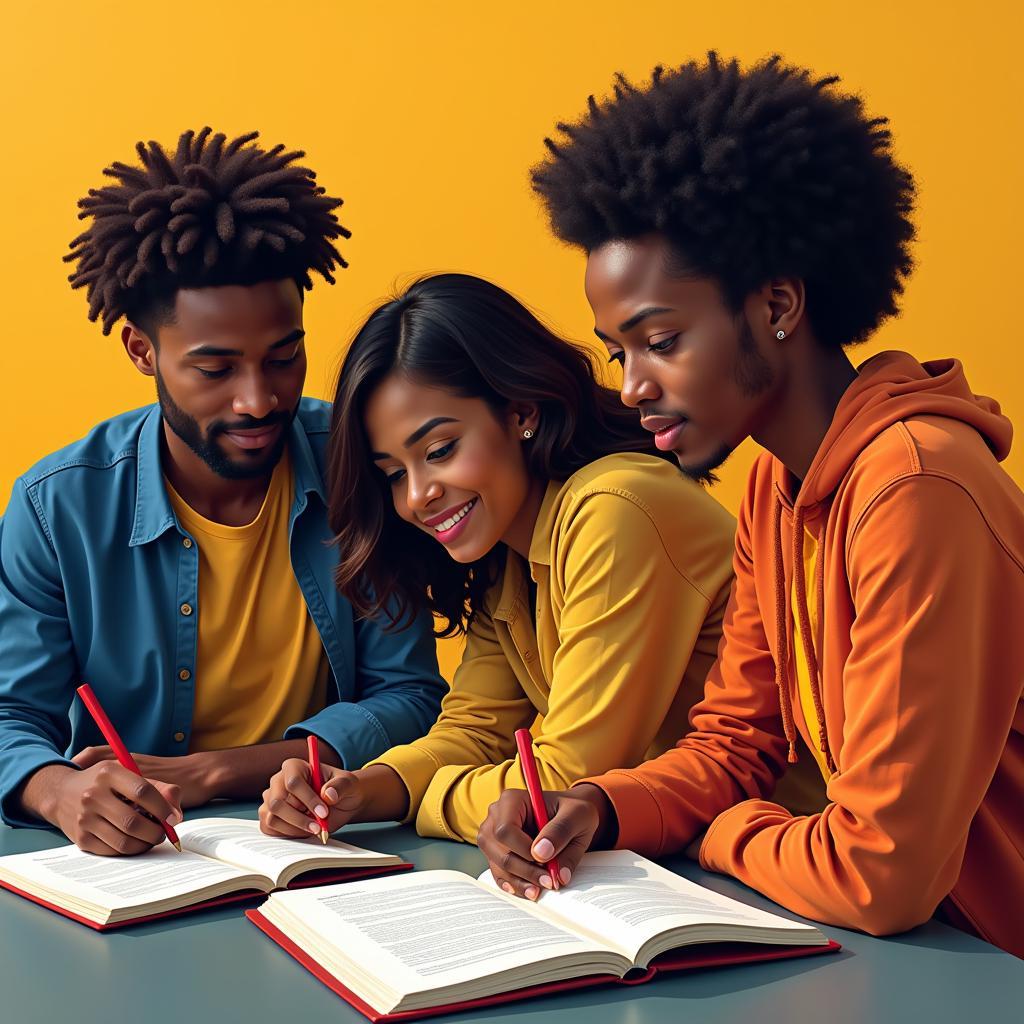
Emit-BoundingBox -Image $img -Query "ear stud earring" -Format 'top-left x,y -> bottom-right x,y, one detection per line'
776,330 -> 786,340
522,429 -> 534,439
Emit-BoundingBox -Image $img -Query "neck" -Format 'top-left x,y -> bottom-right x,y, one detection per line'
161,422 -> 275,526
752,341 -> 859,484
501,477 -> 548,560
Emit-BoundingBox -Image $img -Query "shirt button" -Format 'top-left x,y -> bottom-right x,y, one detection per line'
182,537 -> 193,549
180,603 -> 193,616
173,731 -> 185,743
178,668 -> 191,681
523,650 -> 534,661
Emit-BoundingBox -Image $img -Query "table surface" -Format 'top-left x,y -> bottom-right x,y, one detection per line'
1,804 -> 1020,1024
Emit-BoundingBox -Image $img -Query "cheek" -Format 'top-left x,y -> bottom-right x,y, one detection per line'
281,360 -> 307,397
390,484 -> 419,526
458,437 -> 529,508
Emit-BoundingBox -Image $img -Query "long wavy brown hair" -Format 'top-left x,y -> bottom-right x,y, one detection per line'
328,273 -> 671,637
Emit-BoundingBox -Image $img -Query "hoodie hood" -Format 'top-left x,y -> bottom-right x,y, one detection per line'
785,351 -> 1013,509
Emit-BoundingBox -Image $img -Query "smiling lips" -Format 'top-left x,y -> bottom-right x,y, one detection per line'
641,415 -> 688,452
423,498 -> 478,541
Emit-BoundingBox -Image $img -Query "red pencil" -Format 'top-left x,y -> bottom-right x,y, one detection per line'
75,684 -> 181,852
513,728 -> 560,888
307,734 -> 330,845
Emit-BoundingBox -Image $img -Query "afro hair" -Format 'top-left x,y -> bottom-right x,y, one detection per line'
532,53 -> 916,347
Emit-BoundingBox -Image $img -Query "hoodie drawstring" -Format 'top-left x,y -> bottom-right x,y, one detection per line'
771,498 -> 800,764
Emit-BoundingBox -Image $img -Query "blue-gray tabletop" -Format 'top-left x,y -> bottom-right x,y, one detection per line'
1,803 -> 1020,1023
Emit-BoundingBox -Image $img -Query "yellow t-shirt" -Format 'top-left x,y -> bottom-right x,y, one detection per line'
166,455 -> 328,751
792,527 -> 832,781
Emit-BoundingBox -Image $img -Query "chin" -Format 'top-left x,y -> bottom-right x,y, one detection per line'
444,540 -> 490,564
675,442 -> 734,487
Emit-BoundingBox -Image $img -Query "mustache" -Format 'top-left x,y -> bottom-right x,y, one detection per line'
209,411 -> 291,435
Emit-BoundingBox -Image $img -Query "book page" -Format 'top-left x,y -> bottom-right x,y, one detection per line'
174,818 -> 397,884
480,850 -> 823,962
0,844 -> 250,911
264,869 -> 620,996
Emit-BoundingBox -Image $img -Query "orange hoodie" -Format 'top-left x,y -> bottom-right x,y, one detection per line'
586,351 -> 1024,957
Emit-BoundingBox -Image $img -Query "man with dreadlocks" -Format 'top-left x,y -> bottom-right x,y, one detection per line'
477,56 -> 1024,957
0,129 -> 445,855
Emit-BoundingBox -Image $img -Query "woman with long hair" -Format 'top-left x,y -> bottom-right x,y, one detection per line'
259,273 -> 735,889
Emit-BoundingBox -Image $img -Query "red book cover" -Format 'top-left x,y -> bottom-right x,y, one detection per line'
247,908 -> 841,1022
0,862 -> 413,931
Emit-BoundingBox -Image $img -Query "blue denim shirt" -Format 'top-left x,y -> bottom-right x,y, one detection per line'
0,399 -> 446,827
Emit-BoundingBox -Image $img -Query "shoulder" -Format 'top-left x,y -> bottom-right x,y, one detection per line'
557,453 -> 733,530
549,454 -> 736,594
17,405 -> 154,492
843,419 -> 1024,565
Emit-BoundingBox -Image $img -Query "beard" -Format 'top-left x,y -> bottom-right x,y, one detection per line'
676,314 -> 775,487
155,367 -> 295,480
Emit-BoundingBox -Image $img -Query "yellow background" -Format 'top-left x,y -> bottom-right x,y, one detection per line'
2,1 -> 1021,680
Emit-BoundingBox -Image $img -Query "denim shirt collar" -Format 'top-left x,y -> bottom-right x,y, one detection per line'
128,406 -> 325,547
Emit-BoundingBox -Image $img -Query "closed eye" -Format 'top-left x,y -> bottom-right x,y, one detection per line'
606,351 -> 624,366
649,333 -> 679,353
195,367 -> 230,379
384,468 -> 406,486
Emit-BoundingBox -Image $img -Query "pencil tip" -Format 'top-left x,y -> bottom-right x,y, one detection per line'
320,830 -> 329,845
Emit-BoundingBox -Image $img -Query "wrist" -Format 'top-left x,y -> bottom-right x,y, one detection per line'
354,765 -> 409,822
574,782 -> 618,849
18,763 -> 78,826
184,750 -> 224,804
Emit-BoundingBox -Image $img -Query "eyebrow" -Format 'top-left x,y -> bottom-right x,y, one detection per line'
371,417 -> 459,461
593,306 -> 676,342
185,328 -> 305,358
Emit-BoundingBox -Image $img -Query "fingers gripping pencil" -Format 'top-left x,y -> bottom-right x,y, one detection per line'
75,684 -> 182,852
307,735 -> 331,845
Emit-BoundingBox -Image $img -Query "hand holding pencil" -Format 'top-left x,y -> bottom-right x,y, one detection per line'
477,733 -> 616,901
28,684 -> 185,857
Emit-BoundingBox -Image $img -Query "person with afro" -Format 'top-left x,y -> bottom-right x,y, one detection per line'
477,55 -> 1024,958
0,130 -> 445,855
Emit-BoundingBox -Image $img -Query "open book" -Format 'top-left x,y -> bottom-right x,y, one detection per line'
0,817 -> 409,930
248,849 -> 839,1021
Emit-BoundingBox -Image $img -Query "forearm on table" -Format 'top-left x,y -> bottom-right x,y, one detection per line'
201,738 -> 340,801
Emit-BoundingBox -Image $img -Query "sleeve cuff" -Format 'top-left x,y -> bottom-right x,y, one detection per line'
285,703 -> 389,771
414,764 -> 476,842
575,768 -> 667,856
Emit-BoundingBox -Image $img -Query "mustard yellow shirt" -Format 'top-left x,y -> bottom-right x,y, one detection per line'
792,526 -> 832,780
368,453 -> 737,842
166,455 -> 328,751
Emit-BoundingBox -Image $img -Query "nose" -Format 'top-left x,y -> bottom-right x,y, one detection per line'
620,356 -> 661,409
232,371 -> 279,420
405,466 -> 444,515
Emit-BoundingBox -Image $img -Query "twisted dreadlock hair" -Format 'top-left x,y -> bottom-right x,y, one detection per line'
532,54 -> 916,348
65,128 -> 350,336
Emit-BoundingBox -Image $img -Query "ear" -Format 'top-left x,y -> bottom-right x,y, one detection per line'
122,322 -> 157,377
765,278 -> 806,341
505,402 -> 541,438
